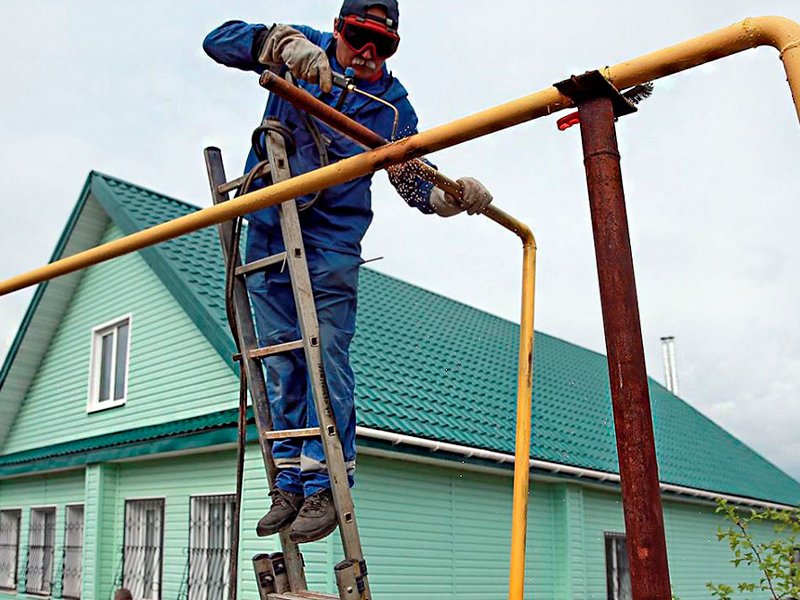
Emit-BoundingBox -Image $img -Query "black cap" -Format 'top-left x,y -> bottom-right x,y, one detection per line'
339,0 -> 399,31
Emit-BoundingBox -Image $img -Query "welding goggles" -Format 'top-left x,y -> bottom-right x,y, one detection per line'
336,14 -> 400,59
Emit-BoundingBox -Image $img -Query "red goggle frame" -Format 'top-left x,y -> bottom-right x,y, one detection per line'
337,15 -> 400,59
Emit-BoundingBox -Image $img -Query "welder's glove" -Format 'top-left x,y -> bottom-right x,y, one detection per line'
431,177 -> 493,217
258,25 -> 333,92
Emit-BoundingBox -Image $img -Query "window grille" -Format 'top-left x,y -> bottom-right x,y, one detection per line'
26,507 -> 56,596
188,495 -> 236,600
61,505 -> 84,599
0,510 -> 21,591
88,315 -> 131,411
605,532 -> 632,600
123,499 -> 164,600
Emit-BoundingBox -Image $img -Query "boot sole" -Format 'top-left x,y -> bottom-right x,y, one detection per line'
256,512 -> 300,537
288,520 -> 338,544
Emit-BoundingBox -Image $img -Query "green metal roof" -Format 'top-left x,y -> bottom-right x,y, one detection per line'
2,171 -> 799,506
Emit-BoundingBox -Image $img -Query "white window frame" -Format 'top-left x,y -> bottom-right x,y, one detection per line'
605,531 -> 632,600
0,508 -> 22,591
26,505 -> 57,597
87,314 -> 132,413
61,504 -> 84,600
123,498 -> 164,600
188,494 -> 236,600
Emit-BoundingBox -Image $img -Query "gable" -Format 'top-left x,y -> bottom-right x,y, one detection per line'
1,220 -> 239,455
0,184 -> 108,450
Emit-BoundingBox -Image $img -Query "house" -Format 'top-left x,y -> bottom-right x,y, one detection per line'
1,172 -> 798,600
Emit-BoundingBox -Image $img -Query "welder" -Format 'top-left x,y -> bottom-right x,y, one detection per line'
203,0 -> 493,544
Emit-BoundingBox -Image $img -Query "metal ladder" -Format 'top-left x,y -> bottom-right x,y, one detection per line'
204,127 -> 371,600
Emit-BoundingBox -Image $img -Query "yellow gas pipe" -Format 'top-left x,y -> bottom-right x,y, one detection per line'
0,15 -> 799,600
2,16 -> 798,297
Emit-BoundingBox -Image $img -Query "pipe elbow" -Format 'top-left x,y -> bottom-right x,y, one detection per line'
518,226 -> 537,250
746,16 -> 800,58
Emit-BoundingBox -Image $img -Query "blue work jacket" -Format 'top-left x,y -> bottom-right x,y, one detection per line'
203,21 -> 435,256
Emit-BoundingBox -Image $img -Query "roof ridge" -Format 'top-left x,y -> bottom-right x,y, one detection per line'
91,171 -> 205,214
654,381 -> 800,482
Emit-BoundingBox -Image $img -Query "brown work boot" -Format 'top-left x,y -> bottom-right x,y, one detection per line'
288,489 -> 338,543
256,488 -> 304,537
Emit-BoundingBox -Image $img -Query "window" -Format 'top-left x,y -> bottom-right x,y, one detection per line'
88,315 -> 131,412
0,510 -> 21,591
605,532 -> 632,600
188,495 -> 236,600
61,505 -> 84,599
26,507 -> 56,596
123,499 -> 164,600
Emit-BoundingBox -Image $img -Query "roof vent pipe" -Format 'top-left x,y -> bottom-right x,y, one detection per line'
660,336 -> 679,395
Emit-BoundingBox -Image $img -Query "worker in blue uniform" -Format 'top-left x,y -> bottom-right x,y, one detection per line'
204,0 -> 493,544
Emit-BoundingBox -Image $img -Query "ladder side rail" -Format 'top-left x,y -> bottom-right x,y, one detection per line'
264,133 -> 371,599
204,147 -> 308,593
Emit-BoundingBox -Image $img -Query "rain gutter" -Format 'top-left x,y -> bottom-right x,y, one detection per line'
356,427 -> 798,512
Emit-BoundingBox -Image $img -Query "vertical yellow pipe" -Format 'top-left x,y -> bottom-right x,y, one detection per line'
508,235 -> 537,600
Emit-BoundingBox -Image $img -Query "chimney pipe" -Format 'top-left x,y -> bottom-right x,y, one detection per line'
660,336 -> 679,395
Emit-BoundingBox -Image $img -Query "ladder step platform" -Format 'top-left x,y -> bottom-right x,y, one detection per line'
249,340 -> 307,359
232,340 -> 307,363
261,427 -> 321,441
268,593 -> 339,600
217,167 -> 272,195
237,252 -> 288,276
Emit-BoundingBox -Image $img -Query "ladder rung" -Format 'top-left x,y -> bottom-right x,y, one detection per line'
262,427 -> 321,441
249,340 -> 305,359
268,593 -> 339,600
236,252 -> 287,276
217,167 -> 272,195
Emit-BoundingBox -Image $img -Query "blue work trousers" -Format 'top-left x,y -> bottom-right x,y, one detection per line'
245,227 -> 359,496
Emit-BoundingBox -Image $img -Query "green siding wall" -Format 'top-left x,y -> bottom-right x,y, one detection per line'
0,451 -> 785,600
580,486 -> 776,600
83,463 -> 121,600
1,222 -> 239,456
38,448 -> 558,600
663,498 -> 775,600
113,452 -> 238,600
552,483 -> 588,599
0,469 -> 85,599
582,487 -> 627,600
351,456 -> 555,600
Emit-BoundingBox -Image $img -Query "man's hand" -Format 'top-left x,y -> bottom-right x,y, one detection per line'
258,25 -> 332,92
430,177 -> 493,217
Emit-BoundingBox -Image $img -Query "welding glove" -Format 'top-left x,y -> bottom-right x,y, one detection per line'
430,177 -> 493,217
258,25 -> 333,92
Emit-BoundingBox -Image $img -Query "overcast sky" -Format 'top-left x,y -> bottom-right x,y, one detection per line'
1,1 -> 799,483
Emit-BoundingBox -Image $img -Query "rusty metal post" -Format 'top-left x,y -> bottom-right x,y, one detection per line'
573,78 -> 672,600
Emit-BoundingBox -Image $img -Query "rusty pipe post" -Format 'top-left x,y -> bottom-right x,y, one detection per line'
577,95 -> 671,600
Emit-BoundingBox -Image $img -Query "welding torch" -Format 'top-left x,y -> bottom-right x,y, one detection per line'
261,69 -> 461,206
